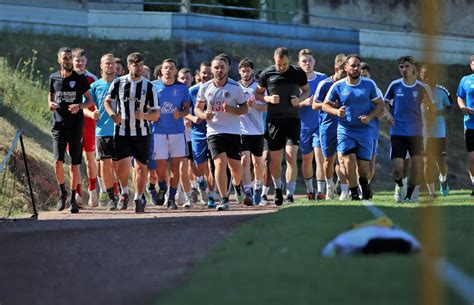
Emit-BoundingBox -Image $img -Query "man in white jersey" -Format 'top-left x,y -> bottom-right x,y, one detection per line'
195,55 -> 248,211
104,52 -> 160,213
238,58 -> 267,206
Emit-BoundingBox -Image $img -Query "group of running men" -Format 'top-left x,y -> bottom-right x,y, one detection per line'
48,46 -> 474,213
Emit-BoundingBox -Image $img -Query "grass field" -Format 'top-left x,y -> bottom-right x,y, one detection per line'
158,191 -> 473,305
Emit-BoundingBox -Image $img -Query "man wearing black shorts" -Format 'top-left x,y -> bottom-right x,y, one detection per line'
255,47 -> 310,205
104,52 -> 160,212
49,47 -> 94,213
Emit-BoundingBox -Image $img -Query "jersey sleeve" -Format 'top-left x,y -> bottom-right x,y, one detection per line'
384,83 -> 395,102
79,74 -> 91,96
196,85 -> 206,104
297,68 -> 308,87
369,82 -> 378,101
90,85 -> 98,107
106,78 -> 120,100
235,86 -> 247,106
257,70 -> 267,88
325,83 -> 339,103
147,83 -> 159,110
182,86 -> 190,108
49,75 -> 55,94
314,81 -> 327,103
457,78 -> 466,100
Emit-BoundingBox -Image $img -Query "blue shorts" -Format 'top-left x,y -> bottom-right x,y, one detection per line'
320,125 -> 337,158
300,127 -> 320,155
337,129 -> 373,161
191,132 -> 208,165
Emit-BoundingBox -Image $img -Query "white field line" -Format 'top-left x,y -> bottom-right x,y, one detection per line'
362,200 -> 474,304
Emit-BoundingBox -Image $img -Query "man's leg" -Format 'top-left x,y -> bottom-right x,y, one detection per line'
133,159 -> 148,208
315,147 -> 327,199
84,150 -> 98,206
469,151 -> 474,196
285,145 -> 298,201
241,150 -> 252,197
406,155 -> 422,201
269,149 -> 284,205
342,153 -> 359,200
214,153 -> 229,200
356,159 -> 371,200
301,151 -> 314,196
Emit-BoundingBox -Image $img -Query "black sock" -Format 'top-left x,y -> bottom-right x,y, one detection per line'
59,183 -> 67,196
359,177 -> 370,199
350,187 -> 359,197
107,187 -> 115,201
222,197 -> 229,203
405,184 -> 415,199
71,190 -> 77,203
234,184 -> 242,196
395,179 -> 403,187
147,182 -> 155,191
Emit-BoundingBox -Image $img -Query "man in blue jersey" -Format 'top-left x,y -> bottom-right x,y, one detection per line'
195,55 -> 248,211
89,53 -> 118,210
297,49 -> 328,200
385,56 -> 435,203
148,59 -> 190,210
323,54 -> 384,201
255,47 -> 310,206
186,62 -> 217,207
238,58 -> 267,206
419,64 -> 452,198
313,54 -> 351,201
457,55 -> 474,198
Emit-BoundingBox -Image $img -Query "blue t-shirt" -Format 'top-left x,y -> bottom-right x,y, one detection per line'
326,77 -> 379,134
424,85 -> 451,138
299,72 -> 327,130
90,78 -> 114,137
457,74 -> 474,130
151,80 -> 190,135
384,79 -> 432,136
314,77 -> 337,132
189,83 -> 207,135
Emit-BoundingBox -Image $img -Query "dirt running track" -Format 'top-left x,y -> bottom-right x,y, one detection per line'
0,202 -> 277,305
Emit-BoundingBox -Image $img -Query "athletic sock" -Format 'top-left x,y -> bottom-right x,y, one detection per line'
286,181 -> 296,195
262,185 -> 270,196
88,178 -> 97,191
359,177 -> 370,199
107,188 -> 115,201
405,184 -> 415,199
317,180 -> 326,194
59,183 -> 67,196
439,174 -> 447,183
243,184 -> 252,194
158,181 -> 167,191
272,177 -> 282,189
191,180 -> 198,189
349,186 -> 359,198
113,182 -> 119,195
304,177 -> 314,193
71,189 -> 77,203
255,180 -> 263,190
395,179 -> 403,187
97,177 -> 106,193
147,182 -> 156,191
427,183 -> 435,195
76,183 -> 82,196
134,192 -> 142,200
169,187 -> 177,200
234,183 -> 242,196
341,183 -> 349,193
122,186 -> 129,195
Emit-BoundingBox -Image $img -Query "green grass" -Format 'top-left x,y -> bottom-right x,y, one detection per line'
158,191 -> 473,305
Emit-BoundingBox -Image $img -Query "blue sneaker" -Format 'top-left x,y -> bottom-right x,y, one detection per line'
147,187 -> 159,205
141,193 -> 147,207
440,181 -> 449,196
207,196 -> 216,208
253,188 -> 262,205
243,191 -> 253,206
156,189 -> 166,206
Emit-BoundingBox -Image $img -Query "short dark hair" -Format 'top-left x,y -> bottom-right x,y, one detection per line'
153,64 -> 162,79
298,48 -> 312,57
345,54 -> 361,64
57,47 -> 72,56
397,55 -> 416,65
215,53 -> 231,66
114,57 -> 123,65
212,55 -> 228,66
360,62 -> 370,71
72,48 -> 86,58
470,55 -> 474,62
127,52 -> 144,65
238,58 -> 254,70
200,61 -> 211,68
179,67 -> 192,75
274,47 -> 289,58
162,58 -> 178,67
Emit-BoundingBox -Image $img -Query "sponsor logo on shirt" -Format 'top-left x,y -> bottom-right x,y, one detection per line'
341,88 -> 350,96
161,101 -> 176,114
396,88 -> 404,97
224,91 -> 231,98
413,91 -> 419,99
69,81 -> 76,88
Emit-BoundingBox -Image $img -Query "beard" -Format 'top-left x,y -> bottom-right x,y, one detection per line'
349,71 -> 360,80
62,64 -> 73,72
215,73 -> 226,81
131,72 -> 141,78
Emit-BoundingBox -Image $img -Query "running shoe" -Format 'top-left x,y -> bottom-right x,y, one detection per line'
147,187 -> 159,206
440,181 -> 450,196
286,194 -> 294,203
98,192 -> 108,207
207,196 -> 216,208
260,194 -> 270,206
217,198 -> 230,211
57,193 -> 67,211
274,188 -> 283,206
107,199 -> 117,211
243,191 -> 253,206
88,190 -> 98,207
167,198 -> 178,210
253,188 -> 263,205
117,193 -> 129,210
306,192 -> 315,201
134,198 -> 145,213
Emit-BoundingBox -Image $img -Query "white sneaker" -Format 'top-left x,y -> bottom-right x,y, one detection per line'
182,199 -> 192,209
339,191 -> 350,201
177,188 -> 186,206
326,184 -> 335,200
88,189 -> 98,207
199,189 -> 208,204
75,193 -> 83,206
394,184 -> 404,203
411,185 -> 420,202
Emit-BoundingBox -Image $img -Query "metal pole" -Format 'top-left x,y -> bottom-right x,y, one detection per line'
19,134 -> 38,219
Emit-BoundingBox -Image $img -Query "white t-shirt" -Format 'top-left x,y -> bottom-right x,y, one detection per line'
239,80 -> 265,135
197,78 -> 247,136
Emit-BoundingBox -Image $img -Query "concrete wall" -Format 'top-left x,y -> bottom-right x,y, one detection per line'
307,0 -> 474,38
0,3 -> 473,64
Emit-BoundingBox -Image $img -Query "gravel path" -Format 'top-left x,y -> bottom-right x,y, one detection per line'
0,203 -> 276,305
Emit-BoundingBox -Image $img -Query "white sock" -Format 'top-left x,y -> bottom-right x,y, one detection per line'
325,178 -> 334,189
134,192 -> 141,200
341,184 -> 349,193
262,185 -> 270,195
191,180 -> 198,189
304,178 -> 314,193
427,183 -> 435,195
122,186 -> 129,194
273,177 -> 282,189
97,177 -> 106,193
317,180 -> 326,194
439,174 -> 447,183
255,180 -> 262,190
186,191 -> 193,200
244,184 -> 252,193
286,181 -> 296,195
470,174 -> 474,186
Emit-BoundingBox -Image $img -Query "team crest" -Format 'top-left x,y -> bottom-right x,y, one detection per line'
69,81 -> 76,88
412,91 -> 419,99
224,91 -> 230,98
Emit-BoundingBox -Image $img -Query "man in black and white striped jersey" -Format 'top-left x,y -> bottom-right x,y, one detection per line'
104,52 -> 160,213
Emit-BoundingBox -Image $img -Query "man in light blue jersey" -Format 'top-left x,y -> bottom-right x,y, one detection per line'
419,64 -> 452,198
148,58 -> 190,210
90,53 -> 118,210
323,54 -> 384,201
297,49 -> 328,200
186,62 -> 217,207
385,56 -> 435,203
313,53 -> 350,201
238,58 -> 267,206
456,55 -> 474,198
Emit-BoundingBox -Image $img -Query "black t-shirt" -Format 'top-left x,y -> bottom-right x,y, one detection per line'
258,65 -> 307,119
49,70 -> 90,128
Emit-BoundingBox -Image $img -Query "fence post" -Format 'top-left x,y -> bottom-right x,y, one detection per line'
19,134 -> 38,219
